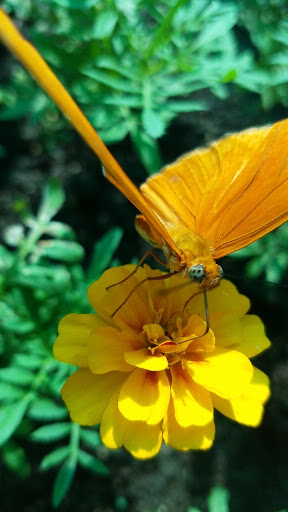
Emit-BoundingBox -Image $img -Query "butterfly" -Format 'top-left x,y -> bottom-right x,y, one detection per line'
1,8 -> 288,293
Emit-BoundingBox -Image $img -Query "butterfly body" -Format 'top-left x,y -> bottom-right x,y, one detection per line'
1,8 -> 288,296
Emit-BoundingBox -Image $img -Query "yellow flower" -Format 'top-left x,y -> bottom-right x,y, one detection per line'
54,265 -> 271,459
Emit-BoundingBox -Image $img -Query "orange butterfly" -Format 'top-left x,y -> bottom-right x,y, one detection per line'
1,8 -> 288,292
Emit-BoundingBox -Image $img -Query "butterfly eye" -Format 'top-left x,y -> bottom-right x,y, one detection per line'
188,264 -> 206,282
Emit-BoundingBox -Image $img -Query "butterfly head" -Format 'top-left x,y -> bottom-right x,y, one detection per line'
188,263 -> 223,290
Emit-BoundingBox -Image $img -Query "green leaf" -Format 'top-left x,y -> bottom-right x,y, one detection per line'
0,395 -> 32,446
43,221 -> 75,240
52,457 -> 77,508
28,399 -> 68,421
141,109 -> 166,139
51,0 -> 95,9
87,228 -> 123,281
38,178 -> 65,223
0,244 -> 14,270
208,486 -> 230,512
166,100 -> 206,112
93,10 -> 118,39
40,446 -> 70,471
194,7 -> 238,49
98,121 -> 130,144
0,383 -> 25,402
2,440 -> 31,478
31,423 -> 71,442
36,240 -> 84,263
81,68 -> 141,93
12,354 -> 44,370
0,367 -> 34,386
78,450 -> 109,475
130,128 -> 163,175
18,265 -> 70,291
80,428 -> 101,448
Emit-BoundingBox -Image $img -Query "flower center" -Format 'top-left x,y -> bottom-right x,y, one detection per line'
140,313 -> 206,366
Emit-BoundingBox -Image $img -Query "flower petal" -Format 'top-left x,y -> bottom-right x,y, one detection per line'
118,368 -> 170,425
236,315 -> 270,358
54,313 -> 108,367
124,348 -> 168,371
88,265 -> 160,332
100,390 -> 163,458
170,364 -> 213,427
212,366 -> 270,427
185,348 -> 253,399
89,327 -> 141,374
61,368 -> 126,425
163,399 -> 215,450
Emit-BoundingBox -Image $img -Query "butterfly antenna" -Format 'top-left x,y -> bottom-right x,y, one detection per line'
110,271 -> 178,318
106,250 -> 168,291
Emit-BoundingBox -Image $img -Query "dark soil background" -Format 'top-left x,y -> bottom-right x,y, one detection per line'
1,82 -> 288,512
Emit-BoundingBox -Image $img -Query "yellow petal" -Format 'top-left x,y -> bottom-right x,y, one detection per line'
61,368 -> 126,425
163,399 -> 215,450
88,265 -> 158,332
124,348 -> 168,371
100,391 -> 126,449
208,279 -> 250,318
100,390 -> 163,458
237,315 -> 271,358
170,364 -> 213,427
212,367 -> 270,427
118,368 -> 170,425
54,313 -> 107,367
89,327 -> 141,374
185,348 -> 253,399
123,420 -> 163,459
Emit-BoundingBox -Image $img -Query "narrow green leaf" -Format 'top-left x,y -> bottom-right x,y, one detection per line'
31,422 -> 71,442
130,128 -> 163,175
0,395 -> 32,446
43,221 -> 75,240
2,440 -> 31,478
52,457 -> 77,508
87,228 -> 123,281
80,428 -> 101,448
142,109 -> 166,139
81,68 -> 141,93
40,446 -> 70,471
51,0 -> 95,10
0,367 -> 34,386
18,265 -> 70,291
12,354 -> 43,370
78,450 -> 109,475
38,178 -> 65,223
208,486 -> 230,512
0,383 -> 25,402
93,10 -> 118,39
36,240 -> 84,263
28,399 -> 68,421
98,121 -> 130,144
166,100 -> 206,112
0,244 -> 14,270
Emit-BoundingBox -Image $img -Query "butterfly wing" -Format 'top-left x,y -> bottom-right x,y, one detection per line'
0,8 -> 180,256
140,120 -> 288,259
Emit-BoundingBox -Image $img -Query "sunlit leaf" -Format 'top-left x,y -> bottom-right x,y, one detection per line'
78,450 -> 109,476
31,422 -> 71,442
38,178 -> 65,223
40,446 -> 70,471
0,395 -> 32,446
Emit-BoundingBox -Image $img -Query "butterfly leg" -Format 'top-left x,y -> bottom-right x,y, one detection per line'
106,249 -> 168,291
110,271 -> 178,318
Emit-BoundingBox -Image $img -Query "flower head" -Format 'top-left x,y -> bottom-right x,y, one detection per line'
54,265 -> 270,459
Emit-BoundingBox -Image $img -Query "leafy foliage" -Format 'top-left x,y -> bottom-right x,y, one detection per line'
0,179 -> 122,505
0,0 -> 271,173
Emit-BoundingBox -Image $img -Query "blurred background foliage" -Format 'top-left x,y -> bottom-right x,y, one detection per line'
1,0 -> 288,510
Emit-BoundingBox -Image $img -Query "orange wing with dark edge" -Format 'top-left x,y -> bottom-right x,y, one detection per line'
0,8 -> 180,257
139,121 -> 288,259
